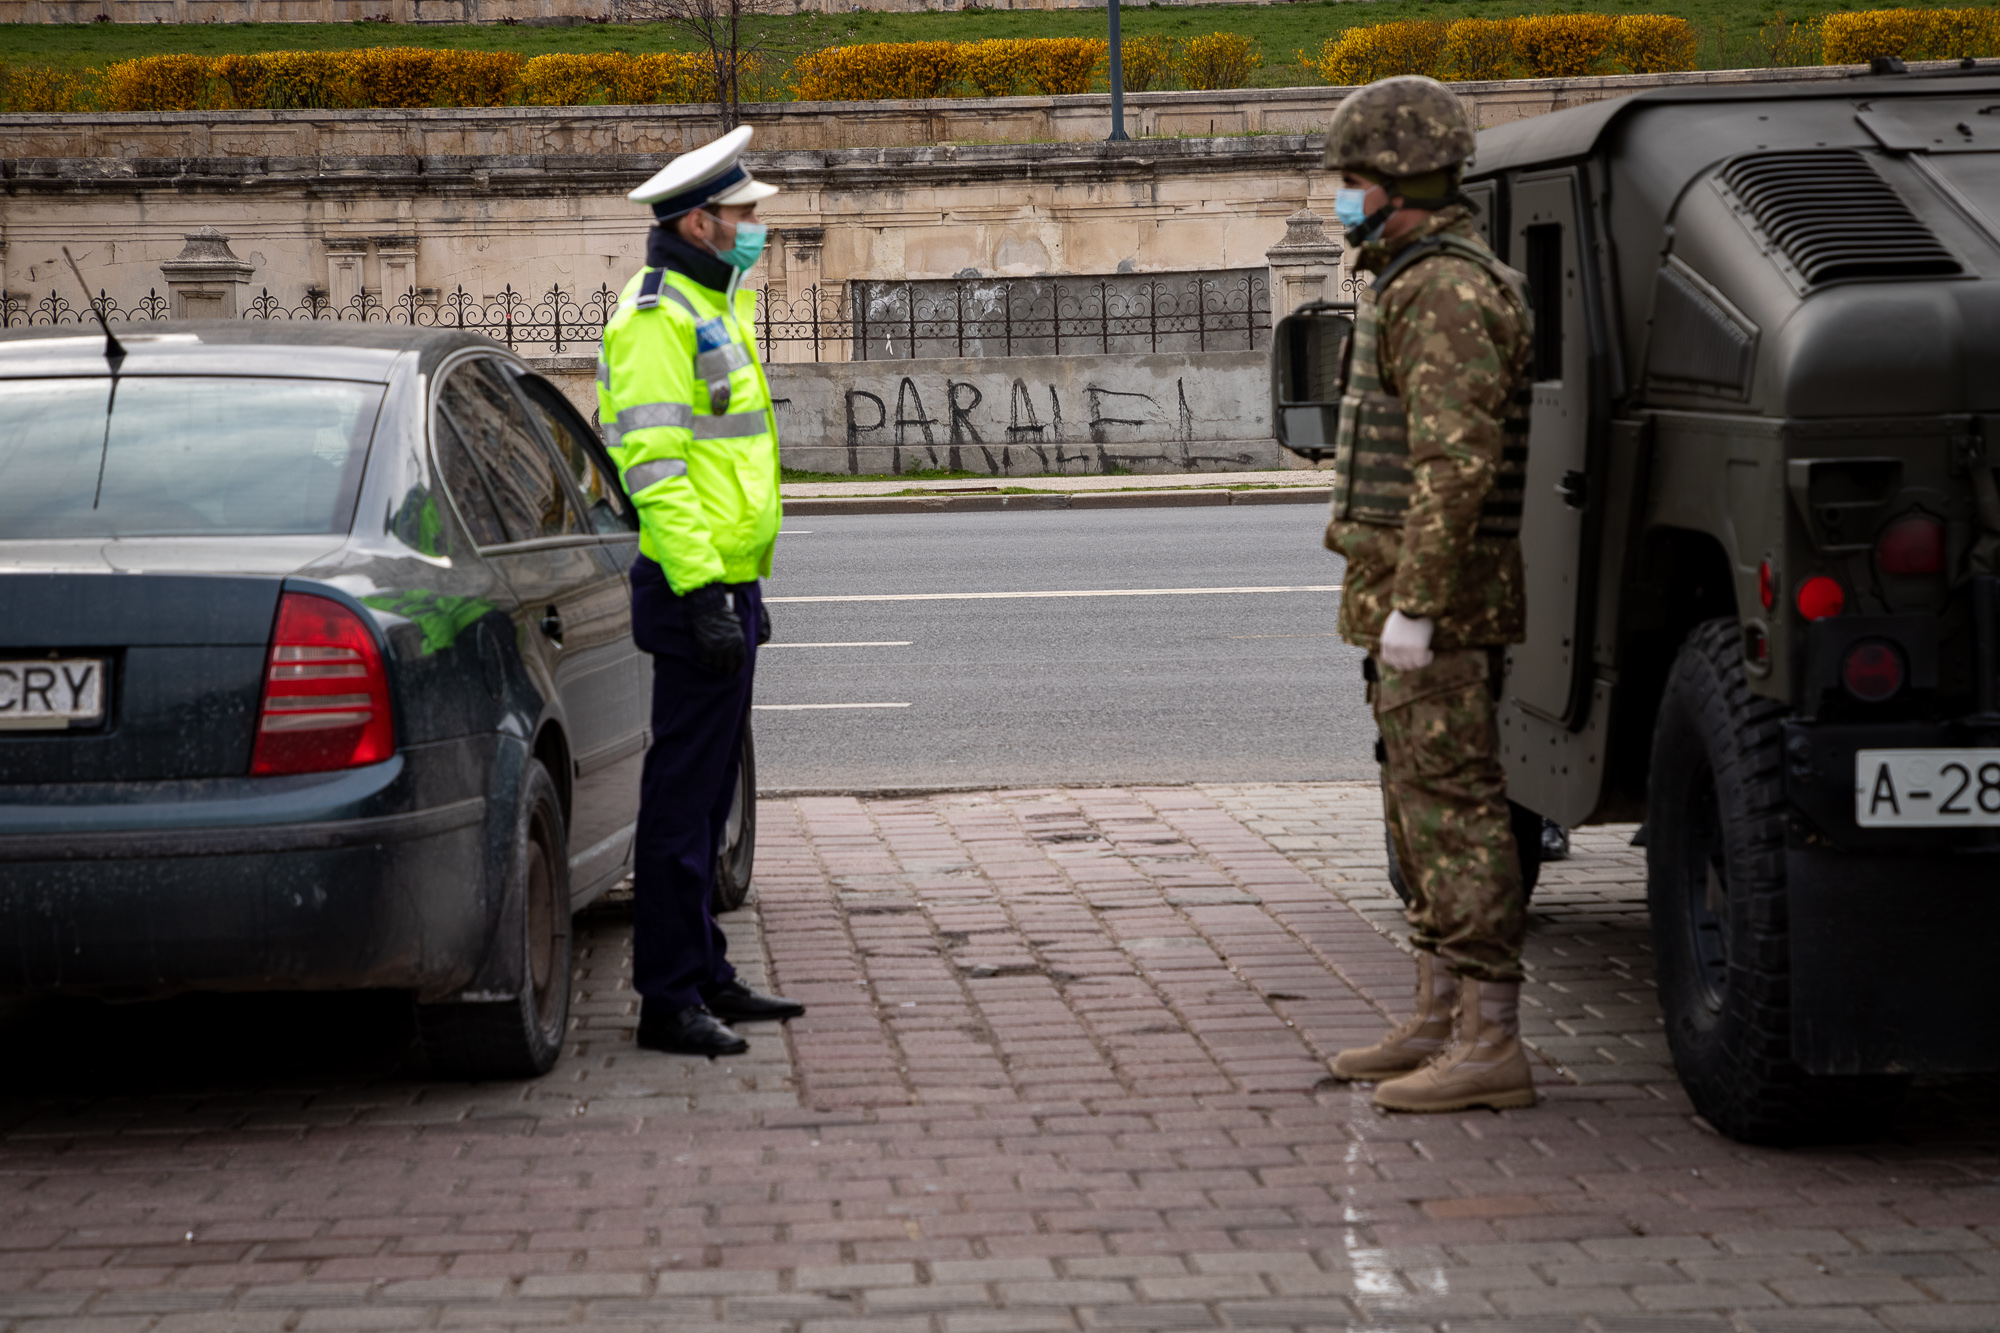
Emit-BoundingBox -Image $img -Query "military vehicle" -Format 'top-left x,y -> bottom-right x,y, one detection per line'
1274,64 -> 2000,1144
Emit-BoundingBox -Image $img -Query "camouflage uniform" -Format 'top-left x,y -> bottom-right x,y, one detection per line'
1327,204 -> 1534,984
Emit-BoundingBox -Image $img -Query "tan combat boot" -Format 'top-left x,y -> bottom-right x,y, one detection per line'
1372,977 -> 1537,1113
1329,951 -> 1458,1081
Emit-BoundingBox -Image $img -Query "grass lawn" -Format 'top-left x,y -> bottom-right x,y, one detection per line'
1,1 -> 1993,93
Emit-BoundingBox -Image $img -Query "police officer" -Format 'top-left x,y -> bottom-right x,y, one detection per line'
1318,77 -> 1537,1112
600,126 -> 805,1057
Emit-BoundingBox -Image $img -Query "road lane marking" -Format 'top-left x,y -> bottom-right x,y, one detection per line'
1227,632 -> 1347,639
753,702 -> 913,711
779,529 -> 814,534
765,584 -> 1343,604
764,641 -> 913,648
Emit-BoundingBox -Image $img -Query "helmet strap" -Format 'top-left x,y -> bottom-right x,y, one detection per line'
1343,201 -> 1398,247
1384,165 -> 1473,214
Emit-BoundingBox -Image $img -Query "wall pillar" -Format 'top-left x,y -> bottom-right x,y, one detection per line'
777,226 -> 827,364
1263,208 -> 1343,317
157,226 -> 254,319
325,238 -> 367,315
376,236 -> 418,315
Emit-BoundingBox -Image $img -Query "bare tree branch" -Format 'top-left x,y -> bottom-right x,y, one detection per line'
615,0 -> 843,131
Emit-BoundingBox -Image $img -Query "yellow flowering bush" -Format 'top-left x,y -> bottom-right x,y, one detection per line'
1509,13 -> 1618,78
97,53 -> 212,112
791,37 -> 1105,102
345,47 -> 463,109
1303,20 -> 1446,84
1439,19 -> 1517,82
1176,32 -> 1261,91
956,39 -> 1036,97
1823,9 -> 2000,63
518,51 -> 737,106
4,48 -> 723,112
1026,37 -> 1107,96
1118,35 -> 1173,92
1612,15 -> 1698,74
790,41 -> 961,101
0,62 -> 92,113
1304,14 -> 1698,85
434,50 -> 529,106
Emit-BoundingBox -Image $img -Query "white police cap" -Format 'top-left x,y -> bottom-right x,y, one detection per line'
628,125 -> 779,219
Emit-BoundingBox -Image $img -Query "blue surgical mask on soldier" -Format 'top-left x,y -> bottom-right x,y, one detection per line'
1333,188 -> 1371,231
716,221 -> 768,271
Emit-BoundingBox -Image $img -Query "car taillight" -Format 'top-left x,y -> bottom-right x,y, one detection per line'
1796,575 -> 1845,621
1877,515 -> 1944,575
1758,559 -> 1776,611
1842,639 -> 1905,702
252,592 -> 395,776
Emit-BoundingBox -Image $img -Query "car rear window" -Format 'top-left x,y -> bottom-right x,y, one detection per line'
0,376 -> 384,539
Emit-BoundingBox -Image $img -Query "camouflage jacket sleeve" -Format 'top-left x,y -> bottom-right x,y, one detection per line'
1376,256 -> 1525,620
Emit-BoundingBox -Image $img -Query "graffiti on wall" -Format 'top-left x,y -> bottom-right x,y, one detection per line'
781,374 -> 1260,476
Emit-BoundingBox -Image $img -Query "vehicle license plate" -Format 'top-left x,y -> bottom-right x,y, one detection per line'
0,658 -> 107,730
1856,748 -> 2000,827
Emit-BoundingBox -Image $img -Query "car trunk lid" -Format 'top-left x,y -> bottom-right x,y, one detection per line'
0,572 -> 284,783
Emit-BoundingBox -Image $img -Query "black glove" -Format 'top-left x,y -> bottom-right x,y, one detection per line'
685,584 -> 746,679
757,603 -> 772,646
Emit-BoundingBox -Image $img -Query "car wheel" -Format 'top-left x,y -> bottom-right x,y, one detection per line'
1382,768 -> 1542,904
1647,618 -> 1907,1144
712,725 -> 757,914
419,758 -> 573,1080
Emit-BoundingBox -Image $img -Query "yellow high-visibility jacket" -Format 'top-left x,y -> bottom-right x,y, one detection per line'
597,266 -> 780,594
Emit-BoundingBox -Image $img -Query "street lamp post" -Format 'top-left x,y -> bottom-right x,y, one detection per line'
1106,0 -> 1130,142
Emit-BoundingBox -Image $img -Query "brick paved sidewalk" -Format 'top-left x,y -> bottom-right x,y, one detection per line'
1,784 -> 1996,1333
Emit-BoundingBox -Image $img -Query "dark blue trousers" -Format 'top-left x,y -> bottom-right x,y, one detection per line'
627,557 -> 759,1010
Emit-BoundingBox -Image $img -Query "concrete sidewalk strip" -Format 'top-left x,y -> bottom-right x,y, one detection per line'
0,783 -> 1993,1333
781,469 -> 1330,499
784,486 -> 1330,516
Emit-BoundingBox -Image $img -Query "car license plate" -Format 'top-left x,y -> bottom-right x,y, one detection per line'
0,658 -> 107,731
1856,748 -> 2000,827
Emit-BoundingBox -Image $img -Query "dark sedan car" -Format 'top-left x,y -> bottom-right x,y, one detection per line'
0,322 -> 753,1078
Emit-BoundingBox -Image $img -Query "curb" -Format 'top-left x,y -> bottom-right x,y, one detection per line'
784,487 -> 1331,516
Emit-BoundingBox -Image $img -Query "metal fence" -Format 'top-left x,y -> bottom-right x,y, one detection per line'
3,270 -> 1271,363
775,271 -> 1270,362
2,284 -> 622,355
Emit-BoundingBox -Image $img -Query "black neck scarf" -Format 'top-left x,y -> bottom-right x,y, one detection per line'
645,225 -> 735,295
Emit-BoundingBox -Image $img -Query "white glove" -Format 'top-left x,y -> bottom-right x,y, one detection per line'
1379,610 -> 1436,672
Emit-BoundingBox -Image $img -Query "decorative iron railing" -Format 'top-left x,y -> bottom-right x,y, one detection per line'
1,288 -> 171,328
3,272 -> 1273,363
798,272 -> 1271,362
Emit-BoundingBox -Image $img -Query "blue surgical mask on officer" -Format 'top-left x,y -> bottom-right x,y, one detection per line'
715,220 -> 768,271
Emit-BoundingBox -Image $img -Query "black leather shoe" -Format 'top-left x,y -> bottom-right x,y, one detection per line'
701,980 -> 805,1023
636,1004 -> 747,1057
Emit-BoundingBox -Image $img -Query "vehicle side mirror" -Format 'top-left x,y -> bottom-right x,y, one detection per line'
1271,303 -> 1353,463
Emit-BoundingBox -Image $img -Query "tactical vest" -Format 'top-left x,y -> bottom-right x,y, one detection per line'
1329,233 -> 1533,538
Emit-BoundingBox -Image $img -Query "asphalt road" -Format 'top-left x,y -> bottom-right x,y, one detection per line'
752,505 -> 1377,791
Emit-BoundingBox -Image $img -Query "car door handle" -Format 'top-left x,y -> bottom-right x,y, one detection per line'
539,606 -> 564,645
1557,470 -> 1588,510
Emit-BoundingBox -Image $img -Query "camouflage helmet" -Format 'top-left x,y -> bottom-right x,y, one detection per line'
1325,75 -> 1475,179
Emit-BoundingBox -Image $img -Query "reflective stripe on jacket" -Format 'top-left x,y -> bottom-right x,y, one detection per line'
597,266 -> 780,594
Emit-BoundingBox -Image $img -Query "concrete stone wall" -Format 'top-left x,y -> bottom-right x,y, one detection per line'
0,66 -> 1870,360
763,348 -> 1274,476
520,348 -> 1278,476
0,65 -> 1862,160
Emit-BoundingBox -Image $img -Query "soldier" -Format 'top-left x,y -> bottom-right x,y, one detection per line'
1319,76 -> 1537,1112
602,126 -> 805,1058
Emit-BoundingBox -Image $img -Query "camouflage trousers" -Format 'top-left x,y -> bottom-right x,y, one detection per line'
1373,647 -> 1527,983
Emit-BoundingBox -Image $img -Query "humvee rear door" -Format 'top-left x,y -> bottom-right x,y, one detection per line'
1506,171 -> 1593,726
